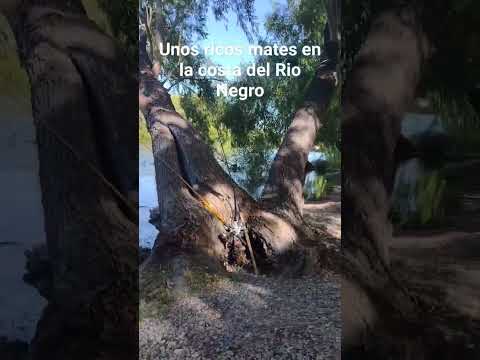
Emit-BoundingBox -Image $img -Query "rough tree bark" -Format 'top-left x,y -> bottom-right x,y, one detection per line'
342,6 -> 426,315
342,7 -> 480,359
139,26 -> 338,274
6,1 -> 138,359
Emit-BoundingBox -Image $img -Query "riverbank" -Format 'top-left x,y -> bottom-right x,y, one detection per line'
140,198 -> 341,359
140,272 -> 340,359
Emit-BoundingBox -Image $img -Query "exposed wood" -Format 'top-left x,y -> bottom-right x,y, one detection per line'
139,21 -> 338,273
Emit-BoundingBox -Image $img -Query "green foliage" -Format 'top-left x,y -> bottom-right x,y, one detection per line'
218,0 -> 340,186
0,15 -> 30,105
235,140 -> 273,194
180,95 -> 233,152
391,171 -> 447,228
171,96 -> 187,118
318,87 -> 341,148
319,144 -> 341,171
429,90 -> 480,155
344,0 -> 480,232
216,0 -> 340,188
304,176 -> 329,200
140,0 -> 340,190
416,172 -> 447,225
139,111 -> 151,148
138,94 -> 234,155
222,0 -> 330,147
267,0 -> 327,46
141,0 -> 256,97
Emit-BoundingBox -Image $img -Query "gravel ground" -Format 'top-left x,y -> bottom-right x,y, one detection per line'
140,274 -> 340,360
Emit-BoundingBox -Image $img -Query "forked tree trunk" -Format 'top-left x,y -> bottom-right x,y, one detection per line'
8,1 -> 138,359
139,27 -> 337,273
342,7 -> 480,358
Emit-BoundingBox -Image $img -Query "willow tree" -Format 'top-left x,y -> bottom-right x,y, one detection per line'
140,0 -> 340,273
219,0 -> 341,193
1,1 -> 138,359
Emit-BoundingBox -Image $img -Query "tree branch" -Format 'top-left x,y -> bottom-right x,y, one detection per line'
260,26 -> 338,221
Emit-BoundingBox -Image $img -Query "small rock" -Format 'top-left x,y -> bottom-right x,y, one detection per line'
174,348 -> 186,356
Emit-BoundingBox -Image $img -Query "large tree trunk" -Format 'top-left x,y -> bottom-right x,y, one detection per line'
139,25 -> 337,274
342,7 -> 480,358
342,8 -> 425,318
8,1 -> 138,359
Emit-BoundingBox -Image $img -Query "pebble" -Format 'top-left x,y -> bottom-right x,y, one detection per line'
140,274 -> 340,359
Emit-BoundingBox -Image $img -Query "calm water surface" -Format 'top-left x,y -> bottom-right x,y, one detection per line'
139,147 -> 326,248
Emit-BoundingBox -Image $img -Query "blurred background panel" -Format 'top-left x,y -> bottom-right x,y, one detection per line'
1,1 -> 139,359
342,1 -> 480,358
0,13 -> 46,344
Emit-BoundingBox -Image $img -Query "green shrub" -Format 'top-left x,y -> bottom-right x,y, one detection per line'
317,144 -> 341,171
305,176 -> 329,200
416,171 -> 447,225
139,111 -> 151,148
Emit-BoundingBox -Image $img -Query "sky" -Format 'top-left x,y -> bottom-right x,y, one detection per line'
198,0 -> 287,69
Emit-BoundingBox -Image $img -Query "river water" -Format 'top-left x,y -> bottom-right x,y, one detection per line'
139,147 -> 329,248
139,148 -> 158,248
0,98 -> 46,341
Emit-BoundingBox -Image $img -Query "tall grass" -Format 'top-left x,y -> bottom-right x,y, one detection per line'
416,172 -> 447,225
304,175 -> 329,200
139,111 -> 151,149
391,171 -> 448,227
322,145 -> 341,171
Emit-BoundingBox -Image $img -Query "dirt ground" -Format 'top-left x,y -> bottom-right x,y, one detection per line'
140,197 -> 342,359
